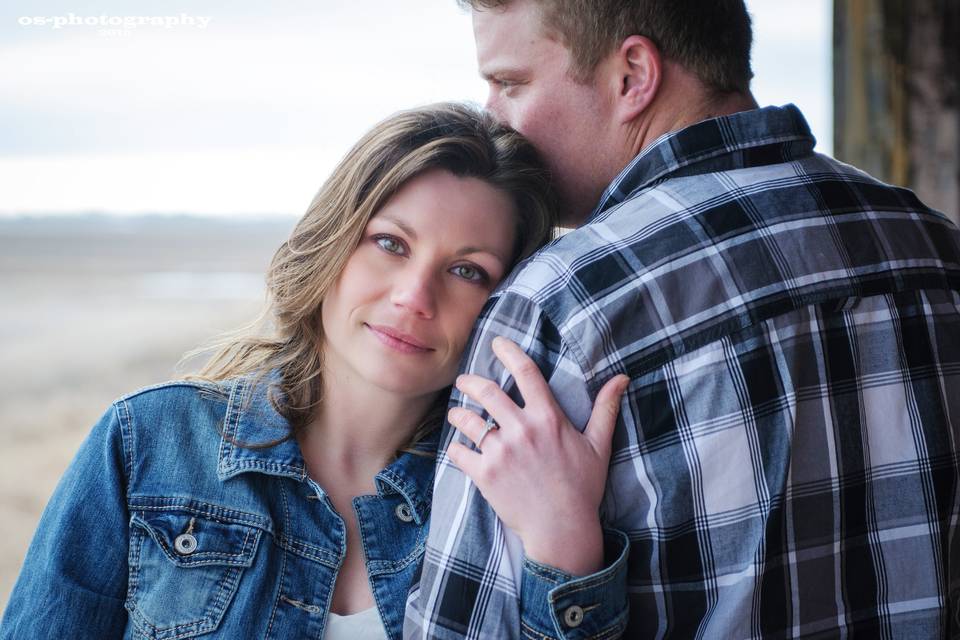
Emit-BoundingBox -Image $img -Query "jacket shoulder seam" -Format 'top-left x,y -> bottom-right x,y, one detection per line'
116,379 -> 226,402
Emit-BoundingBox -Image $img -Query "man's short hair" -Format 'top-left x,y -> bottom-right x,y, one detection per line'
461,0 -> 754,94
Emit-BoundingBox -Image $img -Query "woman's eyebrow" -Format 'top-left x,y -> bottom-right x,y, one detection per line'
456,246 -> 509,266
377,215 -> 417,239
378,215 -> 509,265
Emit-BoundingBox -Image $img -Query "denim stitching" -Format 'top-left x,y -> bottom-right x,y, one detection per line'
114,399 -> 136,485
274,481 -> 341,567
129,566 -> 243,639
521,613 -> 629,640
129,514 -> 261,567
125,516 -> 254,638
263,531 -> 287,637
520,619 -> 555,640
365,540 -> 425,575
126,525 -> 143,612
218,377 -> 248,468
127,499 -> 271,530
275,534 -> 340,567
279,594 -> 321,614
522,558 -> 570,584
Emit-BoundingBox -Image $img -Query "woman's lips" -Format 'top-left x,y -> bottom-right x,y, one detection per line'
365,324 -> 434,354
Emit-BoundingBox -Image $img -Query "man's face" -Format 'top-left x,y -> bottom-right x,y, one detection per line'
474,0 -> 617,226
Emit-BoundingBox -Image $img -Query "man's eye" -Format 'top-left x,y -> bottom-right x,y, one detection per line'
499,81 -> 523,97
375,236 -> 404,254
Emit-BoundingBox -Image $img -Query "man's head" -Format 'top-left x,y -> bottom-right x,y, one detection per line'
463,0 -> 755,225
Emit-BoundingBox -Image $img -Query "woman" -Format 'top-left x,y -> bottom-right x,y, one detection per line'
0,103 -> 628,639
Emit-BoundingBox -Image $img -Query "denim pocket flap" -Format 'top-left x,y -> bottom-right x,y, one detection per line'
131,511 -> 261,569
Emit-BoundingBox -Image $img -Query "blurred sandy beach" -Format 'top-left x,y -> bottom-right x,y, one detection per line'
0,214 -> 295,610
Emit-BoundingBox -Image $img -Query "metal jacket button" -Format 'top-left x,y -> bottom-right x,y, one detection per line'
395,503 -> 414,523
174,533 -> 198,555
563,605 -> 584,628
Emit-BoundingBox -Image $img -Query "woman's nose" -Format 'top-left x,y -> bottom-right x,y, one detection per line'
389,266 -> 437,319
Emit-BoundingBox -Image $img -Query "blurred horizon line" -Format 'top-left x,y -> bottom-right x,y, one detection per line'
0,210 -> 300,221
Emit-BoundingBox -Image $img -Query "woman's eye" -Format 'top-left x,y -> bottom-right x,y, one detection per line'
375,236 -> 404,255
452,264 -> 486,282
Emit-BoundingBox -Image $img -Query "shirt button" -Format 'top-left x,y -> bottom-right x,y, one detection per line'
563,605 -> 584,628
395,503 -> 414,523
174,533 -> 198,555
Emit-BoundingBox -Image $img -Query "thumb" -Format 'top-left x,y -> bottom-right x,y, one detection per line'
584,374 -> 629,456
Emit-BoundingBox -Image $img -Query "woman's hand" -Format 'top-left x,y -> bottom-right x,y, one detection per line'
446,336 -> 630,577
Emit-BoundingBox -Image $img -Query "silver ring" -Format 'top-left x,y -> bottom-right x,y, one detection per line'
475,416 -> 499,451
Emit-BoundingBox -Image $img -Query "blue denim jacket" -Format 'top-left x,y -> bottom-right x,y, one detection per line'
1,377 -> 628,639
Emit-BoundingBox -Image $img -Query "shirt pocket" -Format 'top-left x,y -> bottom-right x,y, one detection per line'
126,509 -> 263,639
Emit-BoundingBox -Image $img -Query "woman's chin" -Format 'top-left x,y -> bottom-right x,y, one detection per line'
363,368 -> 452,400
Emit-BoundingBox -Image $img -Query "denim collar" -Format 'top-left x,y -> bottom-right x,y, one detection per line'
217,374 -> 439,524
586,104 -> 816,225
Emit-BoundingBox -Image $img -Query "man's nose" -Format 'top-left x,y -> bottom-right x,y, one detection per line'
390,266 -> 437,319
484,92 -> 504,122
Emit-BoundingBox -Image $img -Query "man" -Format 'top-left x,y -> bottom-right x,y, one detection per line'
405,0 -> 960,638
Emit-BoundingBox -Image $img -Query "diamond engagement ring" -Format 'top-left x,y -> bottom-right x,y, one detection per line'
475,416 -> 500,451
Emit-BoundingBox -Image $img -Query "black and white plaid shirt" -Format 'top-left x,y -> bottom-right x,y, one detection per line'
404,105 -> 960,639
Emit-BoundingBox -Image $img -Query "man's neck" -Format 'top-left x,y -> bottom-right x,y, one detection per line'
625,65 -> 759,162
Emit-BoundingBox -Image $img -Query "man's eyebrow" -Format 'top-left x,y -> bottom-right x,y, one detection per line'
479,66 -> 522,82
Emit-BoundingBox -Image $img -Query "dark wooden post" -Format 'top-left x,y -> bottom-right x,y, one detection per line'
833,0 -> 960,224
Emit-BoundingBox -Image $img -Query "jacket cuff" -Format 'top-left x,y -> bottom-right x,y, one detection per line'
520,528 -> 629,639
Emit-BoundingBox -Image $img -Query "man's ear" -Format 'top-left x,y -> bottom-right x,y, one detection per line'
613,35 -> 662,123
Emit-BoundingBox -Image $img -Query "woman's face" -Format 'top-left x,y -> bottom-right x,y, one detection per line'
320,169 -> 518,399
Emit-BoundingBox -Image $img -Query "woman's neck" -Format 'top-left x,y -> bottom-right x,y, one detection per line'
298,366 -> 438,484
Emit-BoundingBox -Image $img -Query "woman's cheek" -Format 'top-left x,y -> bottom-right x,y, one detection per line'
446,302 -> 485,361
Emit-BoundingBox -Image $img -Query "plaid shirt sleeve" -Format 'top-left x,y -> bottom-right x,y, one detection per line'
404,284 -> 629,639
405,105 -> 960,639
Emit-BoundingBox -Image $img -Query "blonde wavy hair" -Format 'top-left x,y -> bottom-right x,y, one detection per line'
189,103 -> 557,453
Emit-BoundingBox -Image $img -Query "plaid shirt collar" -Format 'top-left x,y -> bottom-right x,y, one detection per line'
587,104 -> 816,224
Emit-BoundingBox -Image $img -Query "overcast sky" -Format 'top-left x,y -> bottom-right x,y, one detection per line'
0,0 -> 832,217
